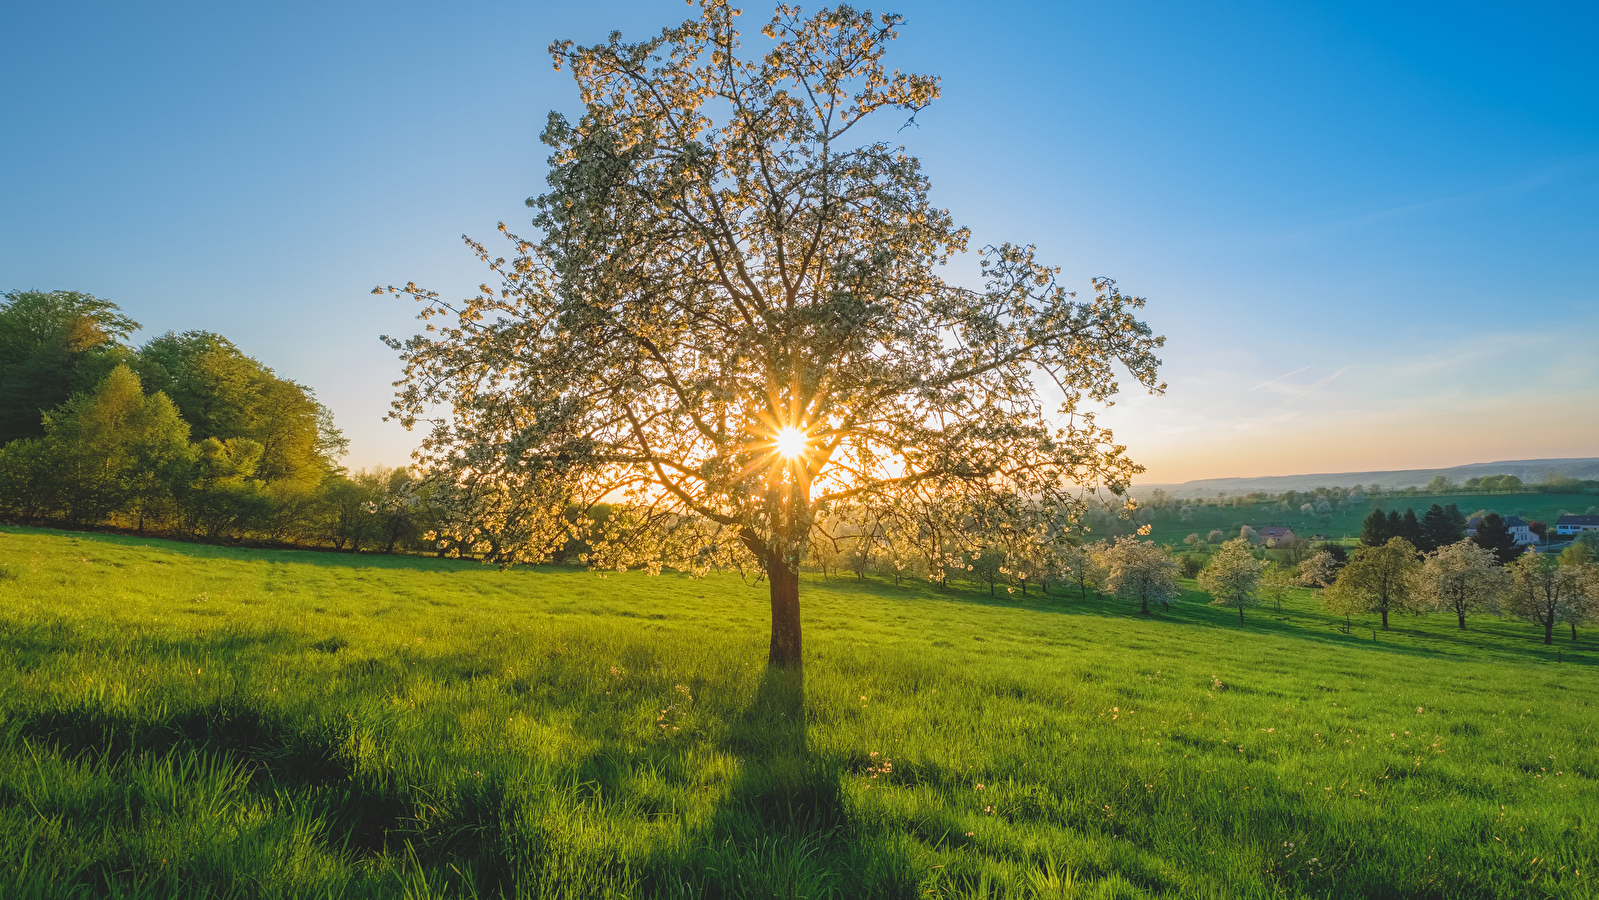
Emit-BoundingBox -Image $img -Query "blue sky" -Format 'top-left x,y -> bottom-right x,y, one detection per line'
3,0 -> 1595,483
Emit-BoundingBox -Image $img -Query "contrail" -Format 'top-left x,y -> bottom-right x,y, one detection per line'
1248,364 -> 1315,392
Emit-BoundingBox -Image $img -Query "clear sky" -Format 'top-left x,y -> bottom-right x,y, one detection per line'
4,1 -> 1595,484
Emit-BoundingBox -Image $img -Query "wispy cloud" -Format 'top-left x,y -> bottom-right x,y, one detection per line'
1248,364 -> 1315,392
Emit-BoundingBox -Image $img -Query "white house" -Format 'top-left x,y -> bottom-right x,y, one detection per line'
1556,514 -> 1599,536
1467,515 -> 1538,545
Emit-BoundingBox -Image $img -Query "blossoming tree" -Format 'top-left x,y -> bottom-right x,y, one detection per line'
380,1 -> 1163,667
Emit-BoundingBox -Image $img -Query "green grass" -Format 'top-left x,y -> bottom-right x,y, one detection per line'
1142,492 -> 1599,544
1,525 -> 1596,899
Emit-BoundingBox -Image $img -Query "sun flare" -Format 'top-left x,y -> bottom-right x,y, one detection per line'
774,426 -> 808,460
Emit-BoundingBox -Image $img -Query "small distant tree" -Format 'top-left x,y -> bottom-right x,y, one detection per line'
1239,525 -> 1259,544
1259,562 -> 1297,613
1178,554 -> 1203,578
1198,538 -> 1262,621
1178,506 -> 1194,524
1053,542 -> 1098,600
1558,545 -> 1598,640
1413,539 -> 1508,630
1093,536 -> 1180,615
968,545 -> 1006,597
1298,549 -> 1341,589
1507,551 -> 1582,645
1323,537 -> 1423,630
1183,532 -> 1200,547
1528,520 -> 1548,543
1206,529 -> 1224,543
1426,475 -> 1456,493
1471,513 -> 1520,565
1360,507 -> 1391,547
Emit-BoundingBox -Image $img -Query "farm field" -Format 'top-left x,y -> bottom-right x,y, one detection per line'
1,526 -> 1597,899
1139,492 -> 1599,545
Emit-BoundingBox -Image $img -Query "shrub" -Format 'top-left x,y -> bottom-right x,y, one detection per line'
1178,554 -> 1203,578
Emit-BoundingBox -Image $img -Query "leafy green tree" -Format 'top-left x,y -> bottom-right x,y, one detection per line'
1360,507 -> 1391,547
1470,512 -> 1520,565
1414,539 -> 1508,630
1507,551 -> 1582,644
137,331 -> 345,487
1556,545 -> 1597,641
1198,538 -> 1262,621
0,438 -> 59,520
173,437 -> 268,541
1425,475 -> 1456,493
1259,562 -> 1297,613
379,2 -> 1164,668
39,365 -> 190,526
1092,536 -> 1180,615
0,289 -> 140,444
1055,542 -> 1099,601
318,475 -> 379,552
1324,537 -> 1423,630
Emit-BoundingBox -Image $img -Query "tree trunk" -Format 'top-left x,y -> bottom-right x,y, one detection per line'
1570,622 -> 1577,641
1380,609 -> 1389,630
1238,605 -> 1245,622
767,556 -> 802,668
1544,616 -> 1553,645
1457,611 -> 1466,630
1140,596 -> 1149,615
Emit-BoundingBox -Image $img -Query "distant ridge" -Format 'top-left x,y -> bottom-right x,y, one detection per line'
1132,458 -> 1599,498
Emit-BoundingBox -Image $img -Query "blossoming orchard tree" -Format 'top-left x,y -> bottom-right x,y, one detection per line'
379,1 -> 1164,668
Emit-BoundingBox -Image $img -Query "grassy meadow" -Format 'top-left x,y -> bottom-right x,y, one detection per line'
1,526 -> 1597,899
1140,492 -> 1599,545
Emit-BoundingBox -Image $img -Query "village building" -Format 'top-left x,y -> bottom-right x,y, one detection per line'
1555,514 -> 1599,536
1467,515 -> 1538,545
1257,526 -> 1296,545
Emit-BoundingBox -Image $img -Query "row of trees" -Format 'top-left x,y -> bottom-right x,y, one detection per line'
1359,504 -> 1469,553
1320,537 -> 1599,644
0,290 -> 431,550
1039,527 -> 1599,646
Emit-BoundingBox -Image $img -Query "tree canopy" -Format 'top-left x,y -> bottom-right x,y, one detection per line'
381,0 -> 1165,667
0,289 -> 140,444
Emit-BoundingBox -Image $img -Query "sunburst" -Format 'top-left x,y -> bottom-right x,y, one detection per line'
773,426 -> 808,460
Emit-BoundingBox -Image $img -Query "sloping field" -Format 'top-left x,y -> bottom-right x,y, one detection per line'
1,527 -> 1596,899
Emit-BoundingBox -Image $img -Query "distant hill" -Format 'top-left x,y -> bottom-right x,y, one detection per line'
1132,458 -> 1599,499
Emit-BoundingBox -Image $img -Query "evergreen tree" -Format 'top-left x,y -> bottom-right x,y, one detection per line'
1360,507 -> 1391,547
1471,512 -> 1520,565
1419,503 -> 1467,552
1400,508 -> 1424,549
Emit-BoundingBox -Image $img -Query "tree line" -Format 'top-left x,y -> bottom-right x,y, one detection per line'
0,290 -> 440,551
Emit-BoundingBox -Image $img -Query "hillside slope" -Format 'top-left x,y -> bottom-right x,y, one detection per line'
1,527 -> 1596,898
1134,457 -> 1599,498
